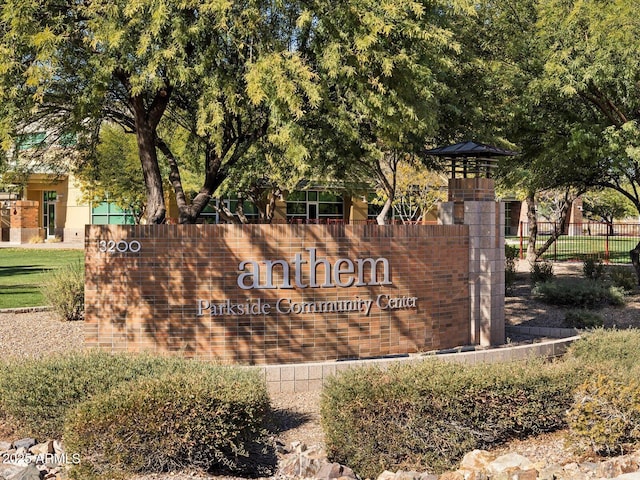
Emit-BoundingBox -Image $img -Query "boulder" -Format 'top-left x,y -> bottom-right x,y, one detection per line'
29,441 -> 53,456
0,464 -> 41,480
11,440 -> 36,452
486,453 -> 535,475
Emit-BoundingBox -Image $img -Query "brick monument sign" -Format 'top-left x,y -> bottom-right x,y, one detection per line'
85,178 -> 504,365
85,224 -> 472,364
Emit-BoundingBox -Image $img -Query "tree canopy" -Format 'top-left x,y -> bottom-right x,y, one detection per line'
0,0 -> 475,224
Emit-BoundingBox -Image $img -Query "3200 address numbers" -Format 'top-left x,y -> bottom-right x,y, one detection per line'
98,240 -> 141,253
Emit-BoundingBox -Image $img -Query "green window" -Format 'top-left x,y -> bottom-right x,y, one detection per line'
285,190 -> 344,221
17,132 -> 46,150
91,202 -> 135,225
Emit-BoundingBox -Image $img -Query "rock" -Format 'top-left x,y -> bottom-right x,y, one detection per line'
598,456 -> 640,478
457,449 -> 493,478
290,440 -> 307,453
537,464 -> 563,480
456,471 -> 488,480
438,472 -> 464,480
316,462 -> 357,479
11,440 -> 36,451
0,464 -> 41,480
0,441 -> 12,452
377,470 -> 396,480
51,441 -> 64,456
278,452 -> 323,477
614,473 -> 640,479
486,453 -> 535,474
29,441 -> 53,456
304,445 -> 327,460
418,474 -> 438,480
459,449 -> 496,472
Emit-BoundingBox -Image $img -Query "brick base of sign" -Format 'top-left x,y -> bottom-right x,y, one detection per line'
85,224 -> 471,364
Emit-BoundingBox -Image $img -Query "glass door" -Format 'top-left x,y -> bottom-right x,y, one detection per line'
43,191 -> 57,238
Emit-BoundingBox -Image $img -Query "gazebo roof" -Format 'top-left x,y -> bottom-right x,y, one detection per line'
424,141 -> 519,158
424,141 -> 519,178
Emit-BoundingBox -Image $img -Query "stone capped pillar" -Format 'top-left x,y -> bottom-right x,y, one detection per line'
10,200 -> 42,243
439,178 -> 505,346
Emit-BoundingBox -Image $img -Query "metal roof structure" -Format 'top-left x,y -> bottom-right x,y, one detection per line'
424,141 -> 519,179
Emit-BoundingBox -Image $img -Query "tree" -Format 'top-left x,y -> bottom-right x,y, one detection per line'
0,0 -> 473,225
74,124 -> 147,224
582,189 -> 636,236
535,0 -> 640,214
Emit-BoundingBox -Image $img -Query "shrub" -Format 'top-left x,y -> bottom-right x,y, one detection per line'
64,366 -> 271,478
608,265 -> 637,293
530,261 -> 554,284
566,329 -> 640,374
565,310 -> 604,329
0,351 -> 193,438
41,261 -> 84,321
583,257 -> 605,280
321,358 -> 578,477
505,245 -> 519,295
532,278 -> 625,308
567,374 -> 640,455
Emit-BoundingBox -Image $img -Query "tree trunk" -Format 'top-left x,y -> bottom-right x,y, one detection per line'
134,119 -> 166,224
526,191 -> 537,264
377,197 -> 393,225
631,242 -> 640,285
534,188 -> 584,260
115,68 -> 171,225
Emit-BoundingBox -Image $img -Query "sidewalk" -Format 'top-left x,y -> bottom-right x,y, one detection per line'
0,241 -> 84,249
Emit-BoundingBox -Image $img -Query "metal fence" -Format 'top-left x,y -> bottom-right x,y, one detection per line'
508,222 -> 640,263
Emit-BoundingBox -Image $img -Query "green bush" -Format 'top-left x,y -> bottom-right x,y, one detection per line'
41,260 -> 84,320
567,374 -> 640,455
533,278 -> 625,308
608,265 -> 637,293
321,358 -> 578,477
505,245 -> 519,294
0,351 -> 197,438
530,261 -> 554,284
565,310 -> 604,329
566,328 -> 640,374
583,257 -> 605,280
64,366 -> 270,477
566,330 -> 640,454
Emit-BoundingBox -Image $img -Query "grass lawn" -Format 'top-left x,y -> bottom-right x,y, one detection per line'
0,249 -> 84,309
506,235 -> 639,263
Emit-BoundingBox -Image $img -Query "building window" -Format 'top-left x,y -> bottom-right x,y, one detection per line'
198,197 -> 260,224
91,202 -> 135,225
286,190 -> 344,221
17,132 -> 46,151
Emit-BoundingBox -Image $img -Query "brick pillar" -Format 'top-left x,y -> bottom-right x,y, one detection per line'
439,178 -> 505,346
10,200 -> 42,243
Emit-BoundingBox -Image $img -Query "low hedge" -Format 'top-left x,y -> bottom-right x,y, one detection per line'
0,351 -> 272,478
320,358 -> 579,477
0,351 -> 178,438
64,366 -> 271,478
566,328 -> 640,374
533,278 -> 625,308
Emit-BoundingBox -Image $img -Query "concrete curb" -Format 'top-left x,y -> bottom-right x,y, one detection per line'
259,334 -> 580,393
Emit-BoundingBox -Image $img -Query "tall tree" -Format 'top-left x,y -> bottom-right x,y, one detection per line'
0,0 -> 474,225
535,0 -> 640,213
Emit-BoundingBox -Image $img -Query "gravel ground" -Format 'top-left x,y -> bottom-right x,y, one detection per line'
0,309 -> 84,360
2,260 -> 639,478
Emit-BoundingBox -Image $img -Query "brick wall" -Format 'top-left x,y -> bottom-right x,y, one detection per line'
85,224 -> 470,364
448,178 -> 496,202
10,201 -> 39,229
